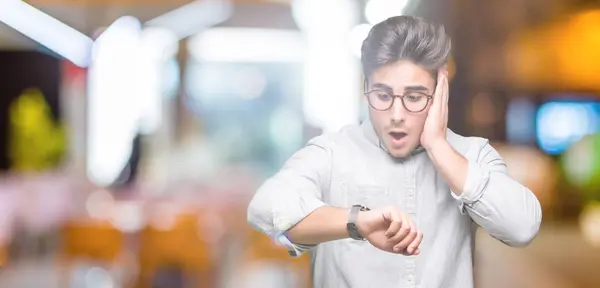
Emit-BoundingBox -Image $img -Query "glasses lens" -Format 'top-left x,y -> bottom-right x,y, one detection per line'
402,92 -> 429,112
367,91 -> 393,111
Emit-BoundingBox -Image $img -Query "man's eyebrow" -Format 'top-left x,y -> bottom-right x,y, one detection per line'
371,83 -> 393,91
404,85 -> 429,92
373,83 -> 393,90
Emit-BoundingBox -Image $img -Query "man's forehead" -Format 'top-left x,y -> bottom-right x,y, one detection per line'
369,61 -> 435,90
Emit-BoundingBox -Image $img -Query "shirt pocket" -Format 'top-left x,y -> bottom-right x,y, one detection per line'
346,184 -> 394,209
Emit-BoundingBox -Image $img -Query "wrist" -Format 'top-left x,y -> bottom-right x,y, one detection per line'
424,138 -> 448,153
355,210 -> 372,238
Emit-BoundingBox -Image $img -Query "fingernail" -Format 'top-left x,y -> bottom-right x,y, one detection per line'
407,247 -> 413,254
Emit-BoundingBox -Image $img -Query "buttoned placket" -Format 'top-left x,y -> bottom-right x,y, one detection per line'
402,156 -> 418,288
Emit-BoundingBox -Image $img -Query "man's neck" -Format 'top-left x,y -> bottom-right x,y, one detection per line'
360,120 -> 426,160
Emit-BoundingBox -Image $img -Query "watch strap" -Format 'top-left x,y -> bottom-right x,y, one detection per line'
347,205 -> 370,240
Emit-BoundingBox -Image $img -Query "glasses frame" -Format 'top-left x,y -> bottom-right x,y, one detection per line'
364,89 -> 433,113
363,78 -> 436,113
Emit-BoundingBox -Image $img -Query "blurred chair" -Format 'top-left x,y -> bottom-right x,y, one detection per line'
136,210 -> 220,288
242,229 -> 311,288
58,219 -> 126,287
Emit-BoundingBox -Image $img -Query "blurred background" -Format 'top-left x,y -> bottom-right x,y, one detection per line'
0,0 -> 599,287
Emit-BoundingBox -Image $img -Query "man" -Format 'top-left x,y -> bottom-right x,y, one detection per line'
247,15 -> 542,288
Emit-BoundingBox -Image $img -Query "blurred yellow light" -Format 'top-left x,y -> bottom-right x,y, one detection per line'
505,9 -> 600,92
556,10 -> 600,90
580,201 -> 600,247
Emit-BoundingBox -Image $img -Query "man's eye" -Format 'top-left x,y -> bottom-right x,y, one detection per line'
406,94 -> 424,102
377,93 -> 392,101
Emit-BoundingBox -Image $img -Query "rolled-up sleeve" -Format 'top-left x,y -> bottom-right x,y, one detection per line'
247,135 -> 332,256
451,138 -> 542,247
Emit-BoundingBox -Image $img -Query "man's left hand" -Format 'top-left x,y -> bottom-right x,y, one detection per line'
421,66 -> 449,151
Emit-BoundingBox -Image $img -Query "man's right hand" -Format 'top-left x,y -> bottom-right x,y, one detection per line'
356,206 -> 423,256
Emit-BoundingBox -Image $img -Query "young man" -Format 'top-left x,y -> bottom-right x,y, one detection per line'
247,15 -> 541,288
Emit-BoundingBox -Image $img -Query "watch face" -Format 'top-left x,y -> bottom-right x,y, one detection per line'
347,223 -> 362,240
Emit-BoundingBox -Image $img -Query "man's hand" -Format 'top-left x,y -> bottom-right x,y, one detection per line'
356,206 -> 423,256
421,66 -> 449,151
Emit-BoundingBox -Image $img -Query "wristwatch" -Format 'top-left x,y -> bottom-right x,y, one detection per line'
347,204 -> 370,240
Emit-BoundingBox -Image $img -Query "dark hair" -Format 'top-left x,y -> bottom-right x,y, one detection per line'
361,15 -> 451,82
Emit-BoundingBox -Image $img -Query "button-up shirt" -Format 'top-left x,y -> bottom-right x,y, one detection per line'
247,121 -> 542,288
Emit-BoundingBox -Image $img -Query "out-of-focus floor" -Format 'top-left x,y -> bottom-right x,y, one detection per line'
0,223 -> 598,288
475,223 -> 600,288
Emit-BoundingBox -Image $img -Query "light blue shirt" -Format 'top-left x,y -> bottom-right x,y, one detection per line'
247,121 -> 542,288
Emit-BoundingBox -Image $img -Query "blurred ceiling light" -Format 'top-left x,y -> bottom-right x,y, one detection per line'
349,23 -> 372,58
188,65 -> 268,100
145,0 -> 232,40
292,0 -> 360,133
139,27 -> 179,61
0,0 -> 93,67
88,17 -> 181,188
292,0 -> 359,32
188,28 -> 305,63
365,0 -> 409,25
87,16 -> 143,187
136,27 -> 179,135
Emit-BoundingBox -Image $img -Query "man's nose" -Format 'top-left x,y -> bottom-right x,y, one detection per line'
391,98 -> 406,123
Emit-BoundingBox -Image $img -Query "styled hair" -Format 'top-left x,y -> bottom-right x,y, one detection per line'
361,15 -> 451,82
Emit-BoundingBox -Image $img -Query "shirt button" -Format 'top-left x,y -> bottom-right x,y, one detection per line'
407,274 -> 416,284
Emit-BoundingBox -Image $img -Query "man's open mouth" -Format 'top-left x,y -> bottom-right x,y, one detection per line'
389,132 -> 407,140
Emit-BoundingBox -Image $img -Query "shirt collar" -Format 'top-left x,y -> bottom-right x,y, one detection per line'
360,120 -> 426,158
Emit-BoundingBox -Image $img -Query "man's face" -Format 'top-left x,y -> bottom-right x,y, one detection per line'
366,60 -> 436,158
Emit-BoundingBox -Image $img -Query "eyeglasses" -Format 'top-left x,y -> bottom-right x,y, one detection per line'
364,89 -> 433,112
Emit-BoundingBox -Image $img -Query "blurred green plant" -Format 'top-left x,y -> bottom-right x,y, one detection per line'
561,133 -> 600,202
8,88 -> 66,171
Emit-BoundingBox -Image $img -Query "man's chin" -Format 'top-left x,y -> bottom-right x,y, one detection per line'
386,146 -> 412,159
388,150 -> 410,158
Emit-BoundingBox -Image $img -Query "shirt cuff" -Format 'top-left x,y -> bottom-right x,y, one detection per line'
451,160 -> 490,214
272,231 -> 316,257
271,198 -> 325,257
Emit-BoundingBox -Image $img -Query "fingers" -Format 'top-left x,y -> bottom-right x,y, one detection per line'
394,219 -> 417,253
386,213 -> 411,244
431,67 -> 448,114
380,208 -> 424,255
383,209 -> 403,238
442,68 -> 449,115
435,67 -> 446,96
407,230 -> 423,255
